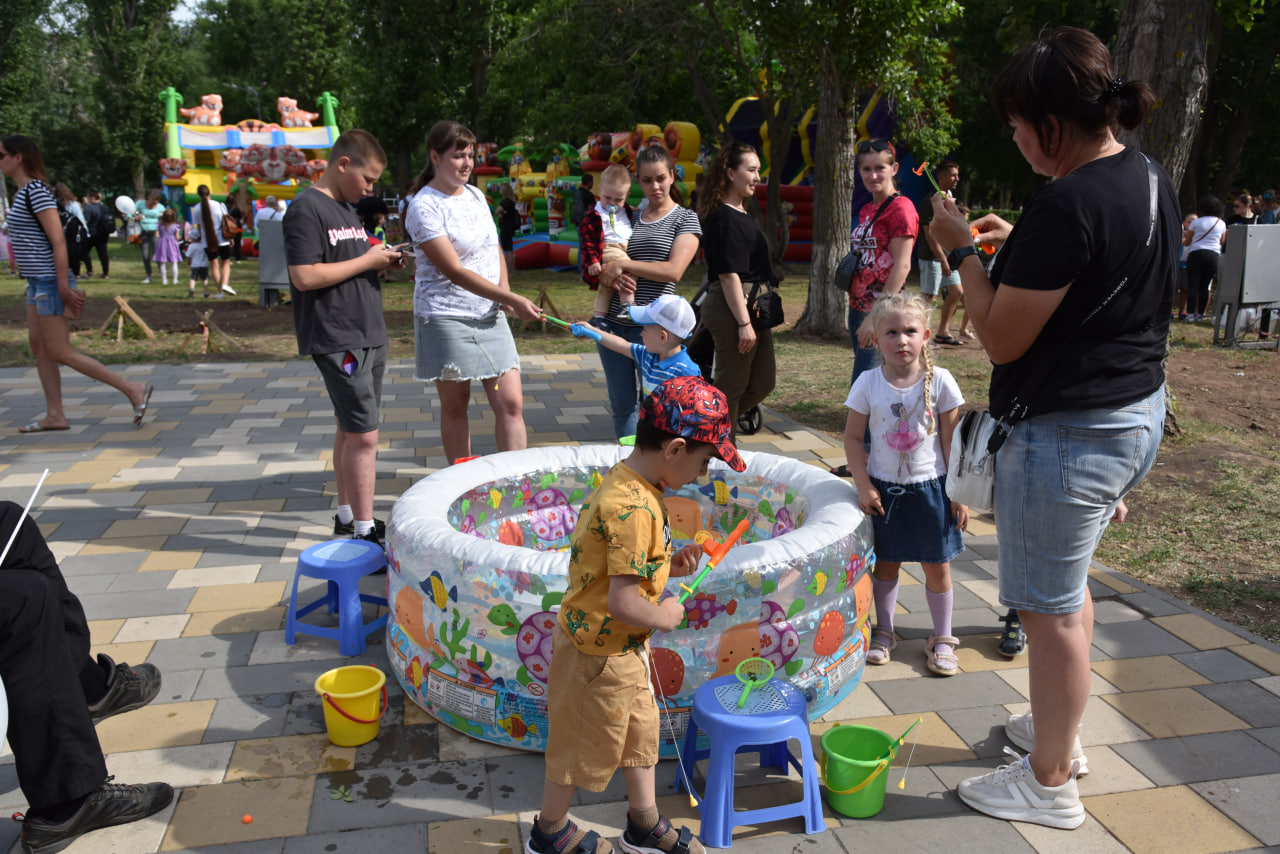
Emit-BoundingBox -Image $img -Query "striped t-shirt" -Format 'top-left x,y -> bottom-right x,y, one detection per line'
8,180 -> 58,278
606,205 -> 701,326
630,343 -> 703,395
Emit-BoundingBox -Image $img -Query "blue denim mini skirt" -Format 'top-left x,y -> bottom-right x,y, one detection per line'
868,474 -> 965,565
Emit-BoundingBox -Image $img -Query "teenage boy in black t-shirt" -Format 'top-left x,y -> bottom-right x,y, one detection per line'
283,129 -> 407,543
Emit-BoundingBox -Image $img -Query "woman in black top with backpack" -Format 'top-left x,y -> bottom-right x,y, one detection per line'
1,135 -> 152,433
697,142 -> 776,439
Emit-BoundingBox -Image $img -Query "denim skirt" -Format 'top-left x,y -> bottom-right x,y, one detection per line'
868,474 -> 964,564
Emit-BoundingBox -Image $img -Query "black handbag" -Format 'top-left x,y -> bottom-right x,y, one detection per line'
746,280 -> 784,330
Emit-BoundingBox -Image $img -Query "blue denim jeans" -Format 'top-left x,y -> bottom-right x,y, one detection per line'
996,387 -> 1165,614
596,317 -> 644,439
25,275 -> 77,317
848,306 -> 879,389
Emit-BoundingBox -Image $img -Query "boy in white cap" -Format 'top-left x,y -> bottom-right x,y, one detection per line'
571,293 -> 702,395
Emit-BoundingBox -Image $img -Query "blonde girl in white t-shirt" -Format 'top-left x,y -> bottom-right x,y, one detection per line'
844,292 -> 969,676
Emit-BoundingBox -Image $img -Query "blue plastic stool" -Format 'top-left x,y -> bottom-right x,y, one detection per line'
286,539 -> 388,656
675,674 -> 825,848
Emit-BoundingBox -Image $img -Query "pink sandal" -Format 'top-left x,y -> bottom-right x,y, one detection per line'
867,627 -> 897,665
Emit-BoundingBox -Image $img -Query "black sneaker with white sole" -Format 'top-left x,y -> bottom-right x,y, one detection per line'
19,777 -> 175,854
332,515 -> 386,541
88,655 -> 161,724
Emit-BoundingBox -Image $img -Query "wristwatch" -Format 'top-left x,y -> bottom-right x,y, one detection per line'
947,245 -> 980,271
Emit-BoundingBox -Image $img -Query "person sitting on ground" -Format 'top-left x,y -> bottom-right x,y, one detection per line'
579,164 -> 636,322
526,376 -> 744,854
569,293 -> 702,397
0,500 -> 172,854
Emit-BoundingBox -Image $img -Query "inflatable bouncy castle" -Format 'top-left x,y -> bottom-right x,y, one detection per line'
156,87 -> 337,207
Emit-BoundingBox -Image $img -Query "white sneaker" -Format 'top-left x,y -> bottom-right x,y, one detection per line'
958,748 -> 1085,829
141,277 -> 152,284
1005,711 -> 1088,776
221,284 -> 237,296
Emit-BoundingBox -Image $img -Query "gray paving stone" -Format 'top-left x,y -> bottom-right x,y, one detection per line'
59,552 -> 149,576
63,574 -> 115,595
1091,618 -> 1195,658
938,705 -> 1020,759
192,660 -> 341,700
1176,649 -> 1271,683
891,608 -> 1003,640
833,812 -> 1035,852
169,841 -> 285,854
1196,682 -> 1280,728
1112,731 -> 1280,785
946,560 -> 995,583
1192,773 -> 1280,846
1250,727 -> 1280,754
153,667 -> 202,705
870,765 -> 968,820
283,824 -> 428,853
282,693 -> 329,737
896,583 -> 988,615
1120,591 -> 1189,617
44,519 -> 114,540
308,760 -> 492,831
79,589 -> 195,620
107,570 -> 176,593
484,752 -> 551,813
202,693 -> 293,743
146,634 -> 256,673
1092,600 -> 1147,623
871,671 -> 1025,714
36,506 -> 139,523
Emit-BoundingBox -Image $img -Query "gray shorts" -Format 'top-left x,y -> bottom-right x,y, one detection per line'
312,345 -> 386,433
414,314 -> 520,382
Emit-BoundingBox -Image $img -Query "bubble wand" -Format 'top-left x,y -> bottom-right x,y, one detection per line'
912,161 -> 942,195
678,518 -> 749,603
540,313 -> 572,329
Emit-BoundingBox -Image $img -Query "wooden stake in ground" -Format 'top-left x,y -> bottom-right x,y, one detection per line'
522,282 -> 564,333
97,296 -> 158,342
196,309 -> 240,352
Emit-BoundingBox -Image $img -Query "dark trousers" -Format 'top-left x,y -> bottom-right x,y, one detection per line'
0,501 -> 107,809
703,288 -> 776,440
1185,249 -> 1219,316
88,234 -> 110,277
139,231 -> 156,277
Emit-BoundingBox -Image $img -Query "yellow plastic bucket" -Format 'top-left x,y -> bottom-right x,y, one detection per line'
819,724 -> 896,818
315,665 -> 387,746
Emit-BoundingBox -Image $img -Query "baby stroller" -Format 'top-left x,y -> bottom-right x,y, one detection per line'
686,278 -> 763,435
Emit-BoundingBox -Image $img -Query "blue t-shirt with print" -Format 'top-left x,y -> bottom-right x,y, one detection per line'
630,343 -> 702,396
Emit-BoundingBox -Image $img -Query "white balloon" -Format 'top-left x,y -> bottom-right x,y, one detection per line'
114,196 -> 136,216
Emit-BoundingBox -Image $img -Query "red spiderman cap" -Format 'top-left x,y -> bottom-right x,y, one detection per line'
639,376 -> 746,472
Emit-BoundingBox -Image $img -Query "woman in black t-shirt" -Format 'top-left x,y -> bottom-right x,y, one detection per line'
697,142 -> 775,438
928,28 -> 1177,828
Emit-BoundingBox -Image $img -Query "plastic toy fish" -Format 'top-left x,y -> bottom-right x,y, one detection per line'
807,571 -> 828,596
683,593 -> 737,630
421,571 -> 459,611
487,604 -> 520,636
498,713 -> 538,740
489,488 -> 503,508
697,480 -> 737,505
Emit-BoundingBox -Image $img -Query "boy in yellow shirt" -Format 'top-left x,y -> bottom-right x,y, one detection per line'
527,376 -> 746,854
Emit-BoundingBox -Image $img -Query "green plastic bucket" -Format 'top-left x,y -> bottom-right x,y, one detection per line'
819,724 -> 896,818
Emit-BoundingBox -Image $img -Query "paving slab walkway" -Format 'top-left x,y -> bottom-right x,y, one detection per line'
1,354 -> 1278,854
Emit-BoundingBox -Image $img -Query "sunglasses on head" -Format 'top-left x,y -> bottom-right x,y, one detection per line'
856,139 -> 894,155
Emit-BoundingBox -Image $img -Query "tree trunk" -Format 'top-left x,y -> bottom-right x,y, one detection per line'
132,161 -> 145,199
795,49 -> 857,338
763,97 -> 799,277
1112,0 -> 1215,188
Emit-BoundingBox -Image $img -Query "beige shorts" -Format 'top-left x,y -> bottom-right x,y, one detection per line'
544,627 -> 658,791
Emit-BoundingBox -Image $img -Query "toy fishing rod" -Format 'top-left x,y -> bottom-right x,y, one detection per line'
678,518 -> 749,603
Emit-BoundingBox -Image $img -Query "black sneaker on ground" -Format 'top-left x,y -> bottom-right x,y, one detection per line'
998,609 -> 1027,658
88,654 -> 162,723
332,515 -> 386,540
20,778 -> 174,854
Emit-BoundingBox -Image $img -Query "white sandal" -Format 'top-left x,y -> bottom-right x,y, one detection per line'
926,634 -> 961,676
867,627 -> 897,665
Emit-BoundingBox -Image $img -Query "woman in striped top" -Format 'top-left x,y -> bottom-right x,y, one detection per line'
595,145 -> 701,438
1,135 -> 152,433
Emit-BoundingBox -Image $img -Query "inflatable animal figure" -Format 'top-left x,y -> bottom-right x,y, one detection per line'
305,159 -> 328,181
179,94 -> 223,126
158,158 -> 187,179
276,96 -> 319,128
235,119 -> 281,133
474,143 -> 499,168
545,153 -> 570,181
586,133 -> 613,162
218,148 -> 244,173
508,153 -> 532,179
241,144 -> 307,182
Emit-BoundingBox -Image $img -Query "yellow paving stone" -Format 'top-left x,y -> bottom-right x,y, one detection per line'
95,700 -> 216,754
186,581 -> 287,613
225,733 -> 355,781
1228,643 -> 1280,674
953,634 -> 1029,672
1151,613 -> 1243,650
89,640 -> 155,666
99,423 -> 180,443
137,488 -> 213,506
101,516 -> 187,538
140,549 -> 204,571
428,813 -> 523,854
1101,687 -> 1250,739
37,521 -> 59,539
6,442 -> 100,454
529,432 -> 575,444
1084,786 -> 1260,854
87,482 -> 139,492
1092,655 -> 1211,692
811,711 -> 973,768
1088,566 -> 1138,594
403,701 -> 436,726
966,515 -> 997,537
160,776 -> 314,849
211,499 -> 285,515
95,447 -> 161,460
182,606 -> 286,637
87,619 -> 125,645
45,470 -> 106,485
